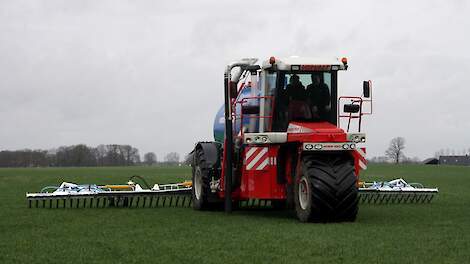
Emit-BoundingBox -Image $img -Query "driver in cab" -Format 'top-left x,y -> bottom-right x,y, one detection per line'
286,74 -> 311,121
307,73 -> 331,120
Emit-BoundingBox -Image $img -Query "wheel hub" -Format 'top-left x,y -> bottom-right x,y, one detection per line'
298,177 -> 310,210
194,167 -> 203,200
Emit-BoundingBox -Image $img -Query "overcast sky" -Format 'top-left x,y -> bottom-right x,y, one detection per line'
1,0 -> 469,160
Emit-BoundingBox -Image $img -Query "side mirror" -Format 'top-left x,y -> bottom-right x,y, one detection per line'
344,104 -> 360,113
363,81 -> 370,98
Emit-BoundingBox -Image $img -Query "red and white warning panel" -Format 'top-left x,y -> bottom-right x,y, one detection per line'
352,147 -> 367,176
245,146 -> 271,170
241,146 -> 285,199
356,148 -> 367,170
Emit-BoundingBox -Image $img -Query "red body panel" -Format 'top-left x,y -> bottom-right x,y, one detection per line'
219,122 -> 367,200
287,122 -> 348,142
239,145 -> 286,199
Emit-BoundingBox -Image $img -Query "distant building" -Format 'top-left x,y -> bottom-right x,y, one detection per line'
438,155 -> 470,166
423,158 -> 438,165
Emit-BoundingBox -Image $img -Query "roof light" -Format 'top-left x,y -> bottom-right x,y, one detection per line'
341,57 -> 348,65
269,56 -> 276,65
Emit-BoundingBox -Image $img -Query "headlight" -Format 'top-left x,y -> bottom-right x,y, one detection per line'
305,144 -> 314,150
347,133 -> 366,143
350,143 -> 356,149
314,144 -> 323,150
342,144 -> 349,149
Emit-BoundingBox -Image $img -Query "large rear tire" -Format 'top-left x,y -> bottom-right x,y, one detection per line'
295,153 -> 358,222
192,148 -> 221,210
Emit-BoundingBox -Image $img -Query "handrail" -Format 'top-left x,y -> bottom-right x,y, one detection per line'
337,96 -> 364,132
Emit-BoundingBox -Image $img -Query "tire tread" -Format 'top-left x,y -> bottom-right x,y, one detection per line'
297,153 -> 358,222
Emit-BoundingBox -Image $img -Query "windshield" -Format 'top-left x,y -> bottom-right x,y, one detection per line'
234,70 -> 338,133
282,72 -> 331,96
272,71 -> 337,131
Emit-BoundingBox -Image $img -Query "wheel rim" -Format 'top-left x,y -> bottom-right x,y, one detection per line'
298,177 -> 310,210
194,167 -> 203,200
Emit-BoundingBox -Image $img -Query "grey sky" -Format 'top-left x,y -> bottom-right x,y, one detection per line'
1,0 -> 469,160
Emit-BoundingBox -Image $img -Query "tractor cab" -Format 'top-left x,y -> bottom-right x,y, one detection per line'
230,57 -> 369,137
213,56 -> 370,141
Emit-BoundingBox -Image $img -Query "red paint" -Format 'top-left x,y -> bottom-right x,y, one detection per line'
351,147 -> 367,176
287,122 -> 347,142
239,145 -> 286,199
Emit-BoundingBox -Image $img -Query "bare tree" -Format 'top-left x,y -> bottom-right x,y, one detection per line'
55,144 -> 97,167
385,137 -> 405,164
144,152 -> 157,166
164,152 -> 180,164
95,145 -> 107,166
119,145 -> 140,165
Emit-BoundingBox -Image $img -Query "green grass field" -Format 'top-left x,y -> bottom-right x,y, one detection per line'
0,165 -> 469,263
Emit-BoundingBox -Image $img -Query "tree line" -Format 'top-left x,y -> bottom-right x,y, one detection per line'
369,137 -> 470,164
0,144 -> 181,167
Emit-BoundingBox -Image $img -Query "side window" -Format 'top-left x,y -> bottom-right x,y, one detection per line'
323,72 -> 332,107
323,72 -> 331,94
259,72 -> 277,132
266,72 -> 276,96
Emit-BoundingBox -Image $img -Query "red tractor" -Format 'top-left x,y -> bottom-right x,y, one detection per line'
191,56 -> 371,222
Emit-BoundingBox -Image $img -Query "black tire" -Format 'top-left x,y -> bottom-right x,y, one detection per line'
294,153 -> 358,222
192,148 -> 220,210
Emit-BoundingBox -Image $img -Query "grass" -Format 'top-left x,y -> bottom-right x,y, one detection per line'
0,165 -> 469,263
